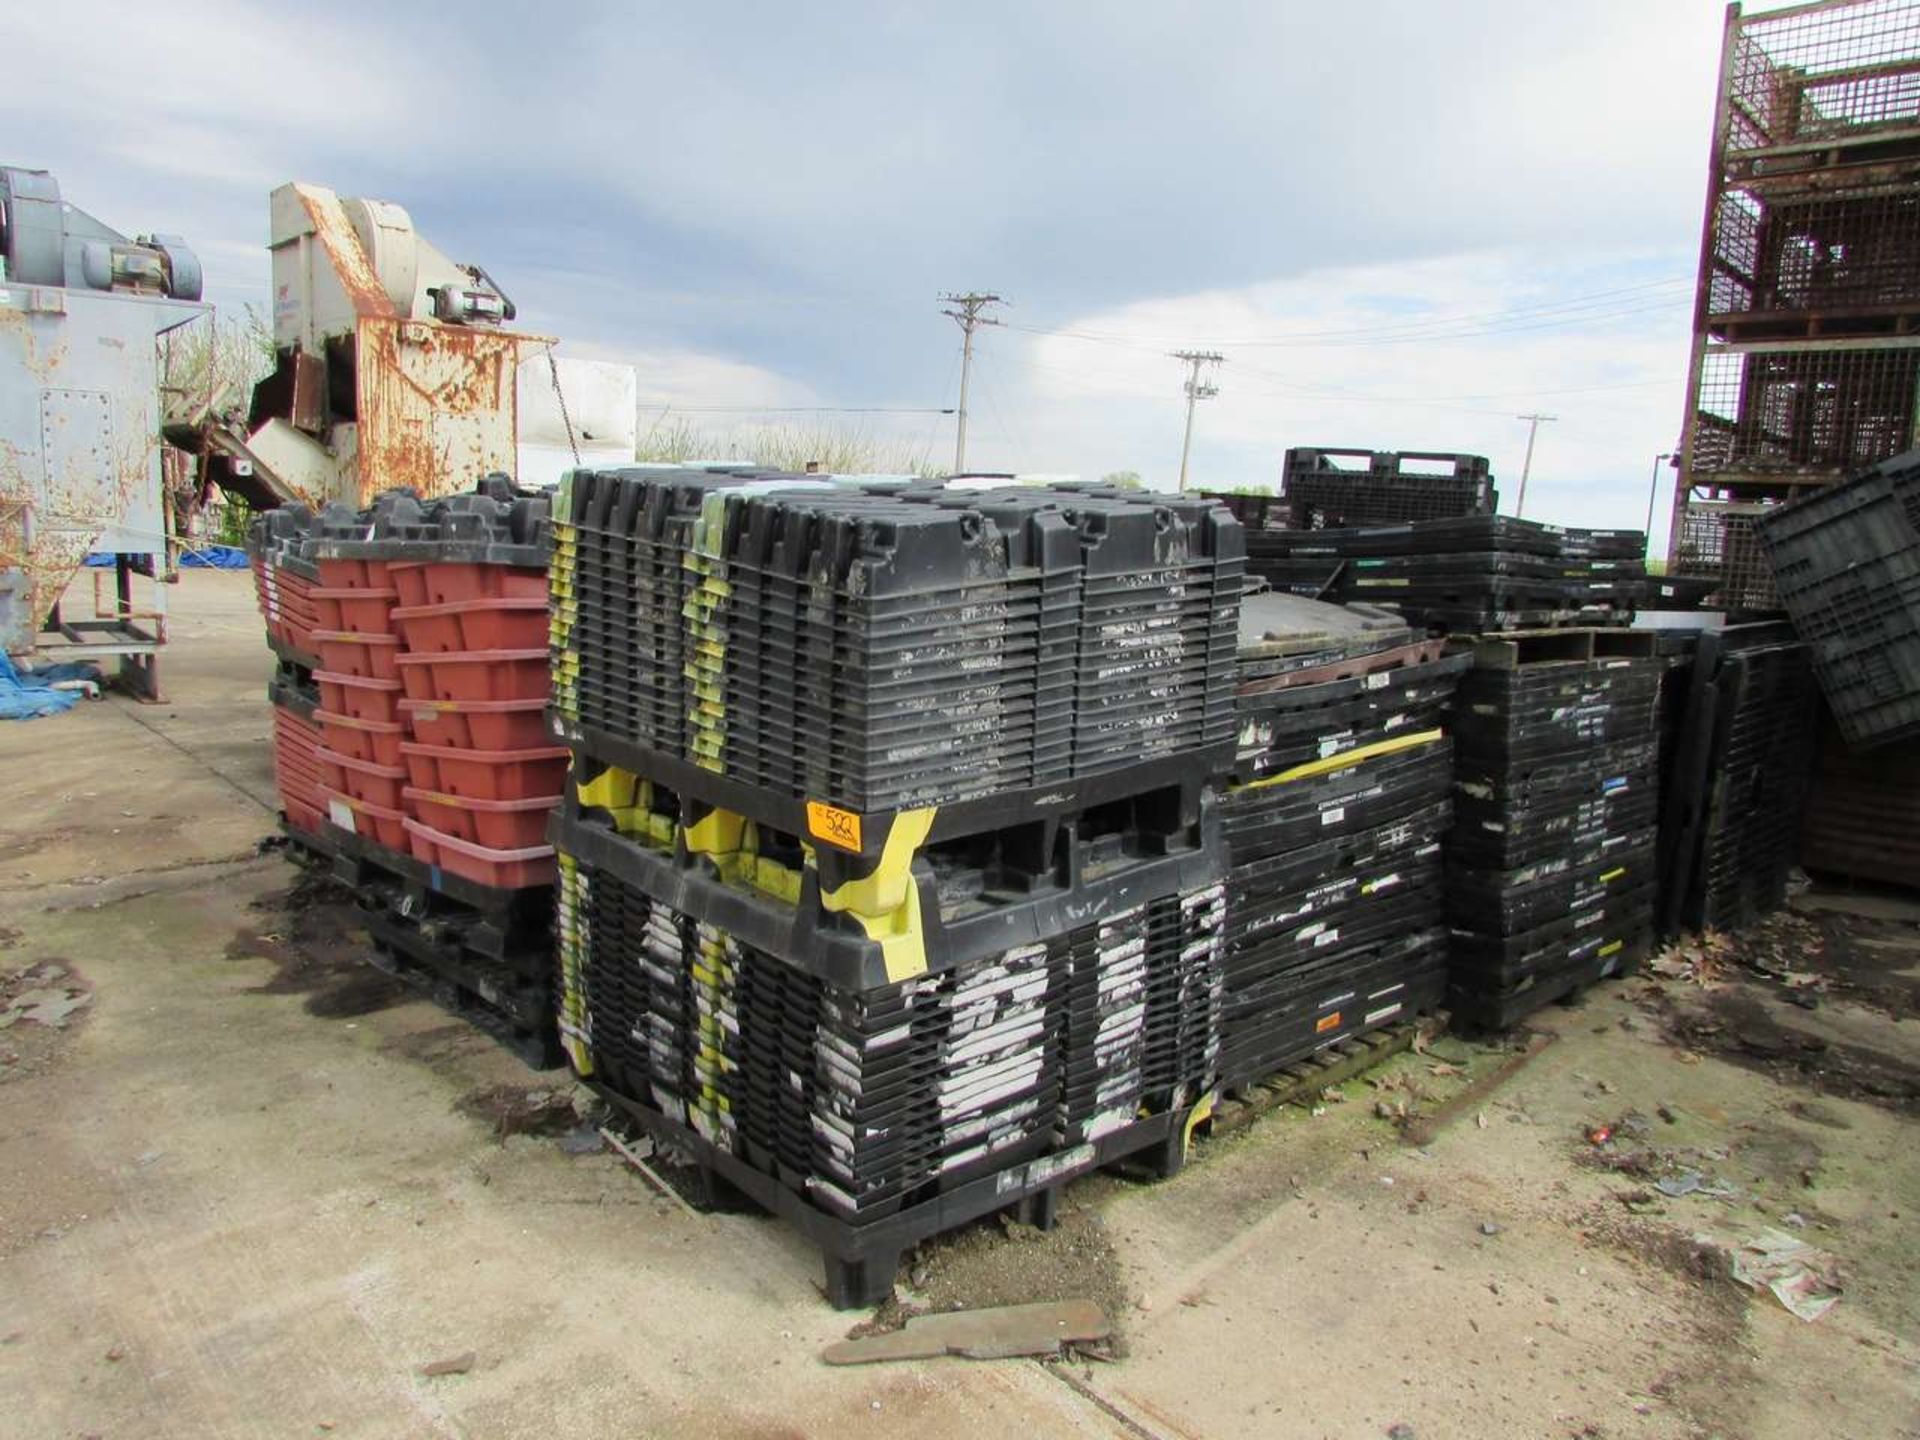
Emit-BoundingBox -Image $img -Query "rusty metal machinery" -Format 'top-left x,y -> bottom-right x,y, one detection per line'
1668,0 -> 1920,600
0,164 -> 209,697
205,183 -> 550,513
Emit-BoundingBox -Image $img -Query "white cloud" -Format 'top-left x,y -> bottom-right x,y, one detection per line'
957,247 -> 1697,546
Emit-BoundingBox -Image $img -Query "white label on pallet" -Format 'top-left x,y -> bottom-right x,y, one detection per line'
328,799 -> 356,832
1321,806 -> 1345,826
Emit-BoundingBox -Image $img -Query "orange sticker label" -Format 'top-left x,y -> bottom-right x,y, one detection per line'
806,801 -> 863,852
1315,1011 -> 1341,1035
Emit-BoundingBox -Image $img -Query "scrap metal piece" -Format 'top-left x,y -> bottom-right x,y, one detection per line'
820,1300 -> 1111,1366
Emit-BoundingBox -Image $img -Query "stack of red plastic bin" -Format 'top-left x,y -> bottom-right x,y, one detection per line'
310,546 -> 412,854
248,506 -> 329,838
304,484 -> 564,891
250,506 -> 323,660
391,546 -> 565,889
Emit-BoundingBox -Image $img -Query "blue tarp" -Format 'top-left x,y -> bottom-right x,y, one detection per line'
83,545 -> 249,569
0,654 -> 99,721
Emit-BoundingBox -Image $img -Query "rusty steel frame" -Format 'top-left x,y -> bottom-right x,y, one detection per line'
1671,0 -> 1920,572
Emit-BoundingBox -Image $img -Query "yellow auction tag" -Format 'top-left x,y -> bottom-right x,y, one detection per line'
806,801 -> 863,852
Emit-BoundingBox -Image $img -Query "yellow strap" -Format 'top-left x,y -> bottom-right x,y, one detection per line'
1240,728 -> 1445,792
821,807 -> 938,918
1182,1090 -> 1217,1156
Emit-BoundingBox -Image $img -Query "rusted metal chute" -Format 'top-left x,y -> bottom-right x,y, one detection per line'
220,182 -> 550,511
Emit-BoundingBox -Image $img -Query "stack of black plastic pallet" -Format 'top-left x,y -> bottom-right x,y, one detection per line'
1445,631 -> 1663,1027
1216,591 -> 1463,1085
549,467 -> 1241,1306
1245,516 -> 1647,634
1758,447 -> 1920,750
1281,447 -> 1497,528
1656,623 -> 1821,935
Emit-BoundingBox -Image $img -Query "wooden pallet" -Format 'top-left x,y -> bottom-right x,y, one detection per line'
1205,1022 -> 1424,1138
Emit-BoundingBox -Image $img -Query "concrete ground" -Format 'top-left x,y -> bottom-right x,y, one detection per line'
1,570 -> 1916,1440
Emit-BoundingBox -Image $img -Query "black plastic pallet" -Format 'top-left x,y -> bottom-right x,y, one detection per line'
593,1076 -> 1199,1309
1449,935 -> 1648,1033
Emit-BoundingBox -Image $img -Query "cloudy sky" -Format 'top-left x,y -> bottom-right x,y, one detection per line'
10,1 -> 1750,546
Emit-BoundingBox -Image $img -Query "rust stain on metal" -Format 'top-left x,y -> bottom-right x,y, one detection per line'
0,306 -> 73,385
296,188 -> 396,319
353,315 -> 535,505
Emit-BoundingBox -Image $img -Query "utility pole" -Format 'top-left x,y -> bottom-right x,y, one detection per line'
1513,412 -> 1558,517
1173,350 -> 1223,492
939,292 -> 1004,473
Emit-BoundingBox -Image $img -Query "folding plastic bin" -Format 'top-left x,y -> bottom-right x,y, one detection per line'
394,650 -> 548,703
390,597 -> 550,654
398,742 -> 570,800
311,587 -> 398,635
399,696 -> 551,751
322,789 -> 409,851
314,670 -> 405,724
401,787 -> 559,849
312,630 -> 402,680
314,557 -> 396,590
403,815 -> 557,890
418,562 -> 548,604
317,747 -> 408,810
315,708 -> 406,767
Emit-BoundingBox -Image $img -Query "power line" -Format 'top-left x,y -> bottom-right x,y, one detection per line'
939,291 -> 1006,472
655,404 -> 956,414
1172,351 -> 1223,492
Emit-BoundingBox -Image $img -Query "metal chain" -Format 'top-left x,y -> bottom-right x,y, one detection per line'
545,345 -> 582,466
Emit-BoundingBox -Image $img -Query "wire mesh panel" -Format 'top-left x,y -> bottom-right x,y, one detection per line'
1709,187 -> 1920,326
1688,343 -> 1920,480
1726,0 -> 1920,153
1672,500 -> 1780,611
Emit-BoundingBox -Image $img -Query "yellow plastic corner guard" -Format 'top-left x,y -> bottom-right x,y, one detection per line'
820,807 -> 937,919
684,807 -> 747,857
1238,728 -> 1445,793
575,765 -> 638,812
821,807 -> 939,981
845,878 -> 929,984
1183,1090 -> 1217,1157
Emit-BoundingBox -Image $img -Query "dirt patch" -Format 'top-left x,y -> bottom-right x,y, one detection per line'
846,1182 -> 1132,1351
457,1083 -> 580,1139
0,927 -> 21,949
1577,1206 -> 1756,1436
0,957 -> 93,1085
1652,984 -> 1920,1115
229,874 -> 406,1019
382,1022 -> 492,1073
1724,909 -> 1920,1021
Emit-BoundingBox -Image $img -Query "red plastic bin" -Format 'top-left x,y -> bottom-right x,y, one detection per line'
311,587 -> 398,634
390,597 -> 550,654
314,708 -> 406,767
315,670 -> 405,724
319,748 -> 408,809
402,786 -> 560,849
313,629 -> 402,680
315,557 -> 396,590
285,799 -> 327,838
398,742 -> 569,800
402,816 -> 556,890
419,563 -> 548,604
395,649 -> 548,703
389,562 -> 430,608
322,790 -> 409,852
400,697 -> 552,751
